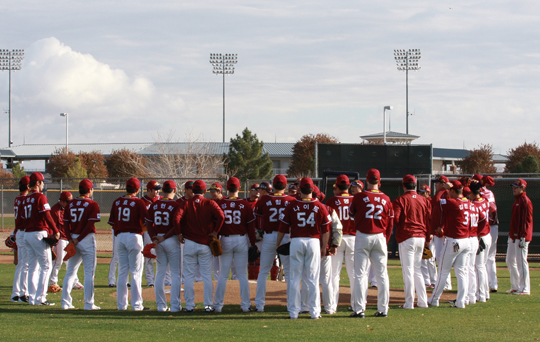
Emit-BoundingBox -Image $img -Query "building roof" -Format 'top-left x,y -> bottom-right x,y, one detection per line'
360,131 -> 420,142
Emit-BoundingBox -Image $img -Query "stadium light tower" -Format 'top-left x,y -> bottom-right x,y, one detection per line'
60,113 -> 68,149
394,49 -> 421,135
1,49 -> 25,147
209,53 -> 238,143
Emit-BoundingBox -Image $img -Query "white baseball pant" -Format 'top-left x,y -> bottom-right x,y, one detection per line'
467,237 -> 478,304
143,232 -> 155,285
428,237 -> 471,308
301,254 -> 332,313
506,238 -> 530,294
50,239 -> 68,285
12,230 -> 29,299
108,229 -> 119,285
213,256 -> 221,281
475,234 -> 491,302
421,238 -> 438,286
61,233 -> 97,309
352,232 -> 389,315
288,237 -> 321,319
399,237 -> 428,309
255,232 -> 290,311
25,230 -> 53,305
183,239 -> 214,310
154,235 -> 182,312
116,233 -> 144,310
486,225 -> 498,290
214,235 -> 251,311
433,235 -> 452,290
330,234 -> 355,312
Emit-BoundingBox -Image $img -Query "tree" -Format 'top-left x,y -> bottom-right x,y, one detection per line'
79,151 -> 108,179
105,148 -> 148,178
287,133 -> 339,177
12,162 -> 27,179
47,147 -> 77,178
505,142 -> 540,173
513,155 -> 540,173
66,157 -> 88,178
0,168 -> 15,186
225,128 -> 273,182
458,144 -> 496,174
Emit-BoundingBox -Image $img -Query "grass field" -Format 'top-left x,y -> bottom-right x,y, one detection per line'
2,258 -> 540,341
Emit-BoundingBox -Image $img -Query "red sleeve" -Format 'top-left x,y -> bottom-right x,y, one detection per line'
211,201 -> 225,233
278,205 -> 291,234
43,211 -> 59,234
172,205 -> 185,235
392,198 -> 402,231
385,200 -> 394,244
145,206 -> 156,238
108,202 -> 118,226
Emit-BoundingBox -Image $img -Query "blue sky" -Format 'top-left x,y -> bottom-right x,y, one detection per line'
1,0 -> 539,155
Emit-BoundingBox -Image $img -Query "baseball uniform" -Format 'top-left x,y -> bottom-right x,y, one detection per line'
142,194 -> 164,286
11,192 -> 29,301
482,187 -> 499,292
471,197 -> 491,302
49,201 -> 80,286
467,202 -> 479,305
431,187 -> 452,290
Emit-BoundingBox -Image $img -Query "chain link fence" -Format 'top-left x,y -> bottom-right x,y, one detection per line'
1,174 -> 539,258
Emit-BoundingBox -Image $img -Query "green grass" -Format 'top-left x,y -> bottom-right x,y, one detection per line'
1,260 -> 540,341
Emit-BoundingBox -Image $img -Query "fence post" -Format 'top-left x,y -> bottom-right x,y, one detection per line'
60,179 -> 63,192
1,184 -> 4,232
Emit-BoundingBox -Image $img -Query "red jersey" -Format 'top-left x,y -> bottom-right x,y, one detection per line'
217,197 -> 257,246
392,190 -> 431,243
142,195 -> 162,210
145,198 -> 181,239
14,194 -> 26,232
278,198 -> 331,239
22,191 -> 56,233
431,188 -> 448,235
108,195 -> 147,236
175,194 -> 225,245
439,197 -> 471,239
64,197 -> 100,241
254,193 -> 295,233
349,189 -> 394,240
246,198 -> 258,210
509,192 -> 533,241
326,193 -> 355,235
51,202 -> 67,240
471,197 -> 490,237
481,188 -> 499,226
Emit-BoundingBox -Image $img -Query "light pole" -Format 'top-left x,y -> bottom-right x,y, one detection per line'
209,53 -> 238,143
1,49 -> 25,147
60,113 -> 68,149
383,106 -> 393,145
394,49 -> 421,135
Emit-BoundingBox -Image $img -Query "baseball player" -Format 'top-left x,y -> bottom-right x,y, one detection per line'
328,175 -> 357,313
506,179 -> 533,295
213,177 -> 257,312
278,177 -> 331,319
254,175 -> 295,312
258,182 -> 273,197
428,180 -> 472,308
11,176 -> 30,303
209,182 -> 226,280
287,184 -> 297,197
23,172 -> 59,306
469,181 -> 491,302
466,186 -> 479,305
349,169 -> 393,318
49,191 -> 76,287
108,178 -> 148,311
246,183 -> 260,209
174,180 -> 225,312
61,179 -> 101,310
431,175 -> 452,291
141,180 -> 163,287
145,180 -> 183,312
419,185 -> 437,288
393,175 -> 430,309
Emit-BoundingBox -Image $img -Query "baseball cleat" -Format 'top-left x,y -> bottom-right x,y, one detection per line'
427,284 -> 435,289
490,288 -> 497,293
127,283 -> 131,288
513,292 -> 530,295
41,301 -> 55,306
506,289 -> 517,294
85,305 -> 101,310
349,312 -> 365,318
62,304 -> 76,310
181,308 -> 194,313
204,306 -> 215,312
18,295 -> 29,303
11,296 -> 19,302
448,300 -> 456,304
147,284 -> 154,288
108,284 -> 116,288
374,312 -> 387,317
73,282 -> 84,290
324,310 -> 335,315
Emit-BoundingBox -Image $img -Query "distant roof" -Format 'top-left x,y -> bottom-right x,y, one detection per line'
432,147 -> 469,160
360,131 -> 420,141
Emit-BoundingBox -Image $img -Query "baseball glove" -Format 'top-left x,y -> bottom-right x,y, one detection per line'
422,247 -> 433,259
47,284 -> 62,293
209,238 -> 222,257
248,245 -> 260,263
276,242 -> 290,256
142,243 -> 157,258
63,242 -> 77,261
5,235 -> 17,249
43,235 -> 59,247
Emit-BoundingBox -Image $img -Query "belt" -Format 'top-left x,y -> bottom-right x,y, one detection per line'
221,234 -> 245,237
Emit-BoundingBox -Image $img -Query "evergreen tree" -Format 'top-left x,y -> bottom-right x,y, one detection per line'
225,128 -> 273,182
12,162 -> 27,179
66,157 -> 88,179
513,155 -> 540,173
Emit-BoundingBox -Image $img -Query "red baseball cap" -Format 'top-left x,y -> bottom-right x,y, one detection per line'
126,177 -> 140,190
433,175 -> 449,183
60,191 -> 72,201
193,180 -> 206,191
351,180 -> 364,188
273,175 -> 287,187
209,183 -> 223,192
30,172 -> 44,182
472,174 -> 483,182
450,180 -> 463,189
184,180 -> 194,189
419,184 -> 431,193
511,179 -> 527,188
463,187 -> 471,197
146,180 -> 162,190
366,169 -> 380,183
250,183 -> 259,190
483,176 -> 495,187
300,177 -> 314,189
402,174 -> 416,184
79,179 -> 94,190
163,180 -> 176,190
227,177 -> 241,189
19,176 -> 30,185
258,182 -> 273,193
335,174 -> 350,187
313,185 -> 320,197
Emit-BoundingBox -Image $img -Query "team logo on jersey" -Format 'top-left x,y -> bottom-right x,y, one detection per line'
97,214 -> 101,219
130,202 -> 136,207
44,203 -> 51,210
